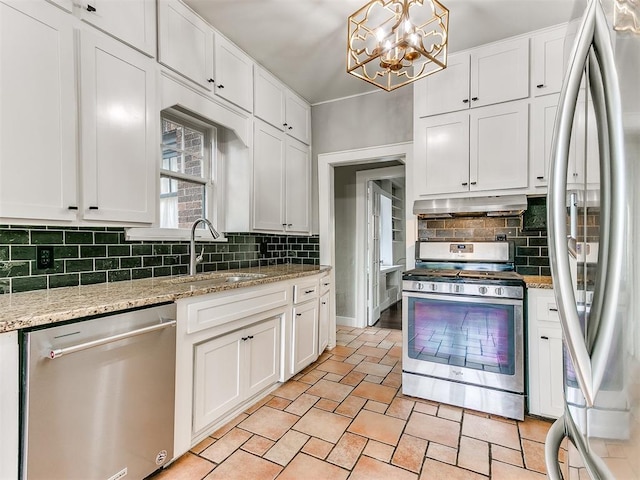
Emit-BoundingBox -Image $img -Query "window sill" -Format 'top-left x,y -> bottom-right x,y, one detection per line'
125,227 -> 228,243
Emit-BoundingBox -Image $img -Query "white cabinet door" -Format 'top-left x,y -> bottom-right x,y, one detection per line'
291,300 -> 319,374
78,0 -> 156,56
193,331 -> 243,433
79,30 -> 156,223
470,101 -> 529,192
284,138 -> 311,234
253,120 -> 285,231
157,0 -> 214,90
0,0 -> 77,222
245,317 -> 280,398
415,52 -> 470,117
415,112 -> 470,196
254,65 -> 285,130
214,33 -> 253,112
536,325 -> 565,418
285,91 -> 311,145
531,24 -> 568,97
572,89 -> 600,187
470,37 -> 529,108
318,290 -> 330,354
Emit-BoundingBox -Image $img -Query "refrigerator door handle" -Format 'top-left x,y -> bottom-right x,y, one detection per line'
548,0 -> 597,406
545,417 -> 567,480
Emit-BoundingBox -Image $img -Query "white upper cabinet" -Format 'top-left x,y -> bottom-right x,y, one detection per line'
254,65 -> 285,129
415,37 -> 529,117
284,137 -> 311,234
0,0 -> 78,222
78,0 -> 156,56
531,24 -> 569,97
157,0 -> 214,90
213,33 -> 253,112
79,29 -> 156,223
254,64 -> 311,145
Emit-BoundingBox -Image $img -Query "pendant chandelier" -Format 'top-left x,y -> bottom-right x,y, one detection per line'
347,0 -> 449,91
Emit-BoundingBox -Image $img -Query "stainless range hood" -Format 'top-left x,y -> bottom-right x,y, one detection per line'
413,194 -> 528,218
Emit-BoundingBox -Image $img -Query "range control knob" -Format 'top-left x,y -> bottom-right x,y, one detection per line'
478,286 -> 488,295
453,284 -> 463,293
495,287 -> 504,296
430,283 -> 438,291
416,282 -> 424,290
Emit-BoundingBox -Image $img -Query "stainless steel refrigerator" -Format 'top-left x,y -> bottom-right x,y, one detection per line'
545,0 -> 640,478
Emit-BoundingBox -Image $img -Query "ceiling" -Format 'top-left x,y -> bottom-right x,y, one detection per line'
184,0 -> 584,105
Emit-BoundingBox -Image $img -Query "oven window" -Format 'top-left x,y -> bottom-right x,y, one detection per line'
406,297 -> 516,375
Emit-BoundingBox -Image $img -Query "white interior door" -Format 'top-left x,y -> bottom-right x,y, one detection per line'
367,182 -> 385,326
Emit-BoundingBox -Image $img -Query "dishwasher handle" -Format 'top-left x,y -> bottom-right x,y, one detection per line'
48,319 -> 177,359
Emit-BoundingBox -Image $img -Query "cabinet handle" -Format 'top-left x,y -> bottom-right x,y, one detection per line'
549,307 -> 558,312
68,206 -> 78,210
207,78 -> 215,83
89,206 -> 99,210
241,336 -> 248,341
247,335 -> 254,340
217,84 -> 225,89
287,223 -> 293,227
461,182 -> 468,186
471,97 -> 478,101
282,223 -> 287,227
288,126 -> 293,130
304,289 -> 314,294
86,4 -> 96,12
283,123 -> 288,127
541,336 -> 549,340
323,283 -> 330,286
296,313 -> 302,317
537,84 -> 545,88
537,176 -> 545,180
462,99 -> 469,103
470,181 -> 477,185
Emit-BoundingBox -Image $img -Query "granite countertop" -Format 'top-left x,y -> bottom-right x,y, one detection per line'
522,275 -> 553,289
0,264 -> 331,333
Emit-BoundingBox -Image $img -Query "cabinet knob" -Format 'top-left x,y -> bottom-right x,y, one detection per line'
461,182 -> 468,186
287,223 -> 292,227
537,176 -> 544,180
288,126 -> 293,130
322,301 -> 327,305
89,206 -> 99,210
536,84 -> 545,89
471,97 -> 478,101
462,99 -> 469,103
541,336 -> 549,340
68,206 -> 79,210
247,335 -> 254,340
86,4 -> 96,12
241,336 -> 248,341
217,84 -> 225,89
470,181 -> 477,185
296,313 -> 302,317
207,78 -> 215,83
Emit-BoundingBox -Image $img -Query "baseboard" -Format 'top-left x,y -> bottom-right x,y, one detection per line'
336,315 -> 357,327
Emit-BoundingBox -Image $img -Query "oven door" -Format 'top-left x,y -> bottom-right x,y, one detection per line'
402,291 -> 524,393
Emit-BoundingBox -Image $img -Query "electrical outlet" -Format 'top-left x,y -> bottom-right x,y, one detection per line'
495,234 -> 507,242
36,246 -> 54,269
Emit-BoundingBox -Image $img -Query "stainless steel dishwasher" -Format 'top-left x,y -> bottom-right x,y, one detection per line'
21,303 -> 177,480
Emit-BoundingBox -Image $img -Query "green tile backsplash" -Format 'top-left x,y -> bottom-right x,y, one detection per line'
0,226 -> 319,294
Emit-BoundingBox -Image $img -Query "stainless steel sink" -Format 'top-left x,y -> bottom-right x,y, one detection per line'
165,272 -> 268,286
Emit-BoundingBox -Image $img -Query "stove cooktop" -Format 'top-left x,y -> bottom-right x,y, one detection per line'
403,268 -> 523,281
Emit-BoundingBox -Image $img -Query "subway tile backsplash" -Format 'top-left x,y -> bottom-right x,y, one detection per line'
0,226 -> 319,294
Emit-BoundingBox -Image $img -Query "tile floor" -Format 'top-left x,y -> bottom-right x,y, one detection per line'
156,325 -> 558,480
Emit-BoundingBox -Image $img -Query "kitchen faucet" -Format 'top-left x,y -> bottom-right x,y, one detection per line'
189,218 -> 220,275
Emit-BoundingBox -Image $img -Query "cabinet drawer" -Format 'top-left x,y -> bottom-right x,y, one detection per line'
535,294 -> 560,323
319,275 -> 331,294
293,278 -> 319,304
186,285 -> 289,334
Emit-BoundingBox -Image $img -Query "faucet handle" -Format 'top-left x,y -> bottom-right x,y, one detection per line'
196,246 -> 205,264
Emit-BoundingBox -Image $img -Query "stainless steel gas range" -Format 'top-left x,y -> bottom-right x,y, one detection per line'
402,241 -> 525,420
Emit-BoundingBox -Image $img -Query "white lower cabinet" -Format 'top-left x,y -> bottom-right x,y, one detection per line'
527,288 -> 565,419
0,331 -> 19,480
291,300 -> 318,374
193,317 -> 279,433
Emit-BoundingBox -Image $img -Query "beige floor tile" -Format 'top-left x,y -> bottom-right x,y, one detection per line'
277,453 -> 349,480
426,442 -> 458,465
492,444 -> 524,467
331,355 -> 348,362
331,345 -> 357,357
364,440 -> 395,462
354,361 -> 393,377
388,345 -> 402,356
272,381 -> 309,401
352,381 -> 397,404
316,359 -> 355,376
350,456 -> 418,480
413,401 -> 438,416
457,435 -> 489,476
405,411 -> 461,448
323,372 -> 344,382
293,407 -> 352,443
302,437 -> 334,460
284,393 -> 319,416
238,406 -> 299,441
153,452 -> 214,480
263,430 -> 309,466
241,435 -> 275,456
266,396 -> 292,410
243,396 -> 272,415
315,398 -> 339,412
382,372 -> 403,388
211,413 -> 249,438
201,428 -> 253,464
364,400 -> 388,413
491,460 -> 547,479
355,345 -> 388,358
522,438 -> 547,474
344,353 -> 367,365
305,379 -> 354,402
340,370 -> 367,386
335,395 -> 367,418
190,436 -> 214,454
419,458 -> 487,480
348,409 -> 405,446
391,434 -> 428,473
386,397 -> 415,420
298,369 -> 326,385
364,374 -> 385,384
327,432 -> 368,470
461,412 -> 521,449
203,450 -> 282,480
437,404 -> 463,422
519,417 -> 553,443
